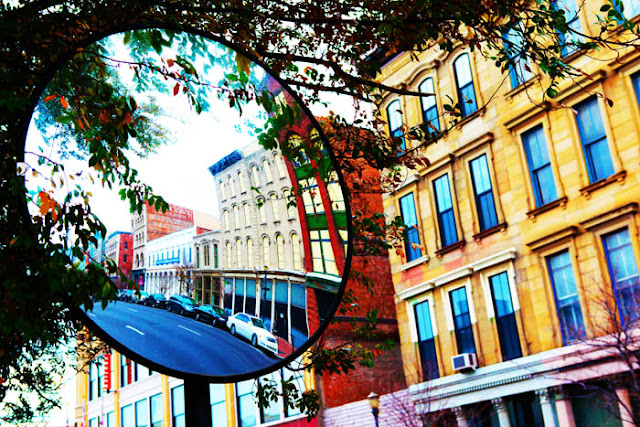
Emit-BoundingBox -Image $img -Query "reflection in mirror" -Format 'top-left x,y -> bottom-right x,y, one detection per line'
24,30 -> 348,379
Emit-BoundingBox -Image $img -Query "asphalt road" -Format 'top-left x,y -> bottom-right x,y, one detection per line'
84,301 -> 277,377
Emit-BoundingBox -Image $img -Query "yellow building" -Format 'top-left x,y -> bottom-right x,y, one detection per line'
74,350 -> 314,427
379,1 -> 640,425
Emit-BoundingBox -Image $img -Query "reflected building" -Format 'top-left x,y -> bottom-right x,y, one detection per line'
207,142 -> 311,353
130,201 -> 218,290
103,231 -> 132,289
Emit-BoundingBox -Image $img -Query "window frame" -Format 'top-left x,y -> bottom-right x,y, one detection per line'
408,295 -> 441,381
466,151 -> 502,234
429,170 -> 463,252
502,23 -> 535,88
446,284 -> 477,355
515,117 -> 565,214
386,98 -> 406,152
398,191 -> 423,263
452,52 -> 480,118
418,76 -> 440,133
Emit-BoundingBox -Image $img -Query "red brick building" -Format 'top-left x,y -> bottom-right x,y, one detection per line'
104,231 -> 133,289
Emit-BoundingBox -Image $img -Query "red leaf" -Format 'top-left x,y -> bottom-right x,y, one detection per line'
43,94 -> 57,103
167,58 -> 174,67
173,83 -> 180,96
60,96 -> 69,109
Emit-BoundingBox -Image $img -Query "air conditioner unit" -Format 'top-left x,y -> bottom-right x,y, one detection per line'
452,353 -> 478,372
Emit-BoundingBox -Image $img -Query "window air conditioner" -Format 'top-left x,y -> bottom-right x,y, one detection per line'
451,353 -> 478,372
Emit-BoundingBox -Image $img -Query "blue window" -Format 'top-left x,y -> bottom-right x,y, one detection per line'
503,25 -> 534,88
453,54 -> 478,117
387,99 -> 405,153
522,125 -> 558,207
121,404 -> 134,427
150,393 -> 162,427
553,0 -> 583,56
433,174 -> 458,247
490,272 -> 522,361
575,97 -> 615,183
135,398 -> 148,427
547,250 -> 586,343
633,72 -> 640,108
613,0 -> 640,21
450,287 -> 476,354
399,192 -> 422,262
419,77 -> 440,133
469,154 -> 498,231
171,385 -> 185,427
603,228 -> 640,325
414,300 -> 439,380
210,384 -> 227,426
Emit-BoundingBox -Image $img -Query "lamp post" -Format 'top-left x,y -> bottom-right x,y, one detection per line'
367,391 -> 380,427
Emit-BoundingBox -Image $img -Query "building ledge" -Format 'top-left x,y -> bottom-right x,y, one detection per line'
436,240 -> 465,257
398,254 -> 429,272
579,170 -> 626,199
526,196 -> 568,220
472,222 -> 507,241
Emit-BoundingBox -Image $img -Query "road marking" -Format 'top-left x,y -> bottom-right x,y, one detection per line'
126,325 -> 145,336
127,308 -> 138,312
87,312 -> 96,318
178,325 -> 202,336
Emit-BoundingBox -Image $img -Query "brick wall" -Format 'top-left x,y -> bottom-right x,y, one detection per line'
146,202 -> 194,241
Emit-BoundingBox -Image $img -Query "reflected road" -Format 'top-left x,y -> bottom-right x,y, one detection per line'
85,301 -> 277,377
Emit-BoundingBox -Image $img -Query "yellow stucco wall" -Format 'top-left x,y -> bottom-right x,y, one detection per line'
379,6 -> 640,385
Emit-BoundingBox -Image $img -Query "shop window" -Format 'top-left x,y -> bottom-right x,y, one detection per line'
135,398 -> 148,427
171,385 -> 185,427
210,384 -> 226,426
150,393 -> 162,427
121,404 -> 134,427
236,380 -> 257,427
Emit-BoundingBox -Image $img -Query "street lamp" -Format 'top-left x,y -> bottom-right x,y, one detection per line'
367,391 -> 380,427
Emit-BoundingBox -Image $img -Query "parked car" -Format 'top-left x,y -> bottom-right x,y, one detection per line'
194,305 -> 228,328
167,295 -> 198,317
226,313 -> 279,357
117,289 -> 135,302
143,293 -> 167,309
132,291 -> 149,304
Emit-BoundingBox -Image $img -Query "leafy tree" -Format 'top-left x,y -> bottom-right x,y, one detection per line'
2,0 -> 640,422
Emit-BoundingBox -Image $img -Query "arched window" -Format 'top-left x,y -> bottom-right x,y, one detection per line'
262,236 -> 270,268
262,159 -> 273,183
453,53 -> 478,117
243,203 -> 251,226
246,238 -> 254,266
226,242 -> 232,269
229,176 -> 237,198
270,193 -> 280,221
238,171 -> 248,193
292,233 -> 302,271
283,189 -> 296,219
419,77 -> 440,133
219,180 -> 226,200
223,210 -> 230,231
213,244 -> 218,268
257,198 -> 267,223
236,239 -> 243,268
274,153 -> 287,178
276,234 -> 285,270
233,205 -> 241,229
386,99 -> 405,152
251,165 -> 260,188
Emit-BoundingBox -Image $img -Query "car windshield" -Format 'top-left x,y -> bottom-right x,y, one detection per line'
152,294 -> 164,299
251,318 -> 266,329
183,297 -> 197,306
213,307 -> 225,315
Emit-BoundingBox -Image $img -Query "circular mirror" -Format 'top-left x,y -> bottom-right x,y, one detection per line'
24,30 -> 350,380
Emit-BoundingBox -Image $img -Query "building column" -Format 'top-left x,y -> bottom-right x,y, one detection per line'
553,388 -> 575,427
453,406 -> 468,427
536,388 -> 556,427
492,398 -> 511,427
616,387 -> 637,427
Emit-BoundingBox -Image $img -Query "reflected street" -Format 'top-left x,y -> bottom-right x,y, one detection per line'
86,301 -> 276,377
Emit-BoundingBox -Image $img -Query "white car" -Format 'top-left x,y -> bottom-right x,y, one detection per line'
227,313 -> 279,357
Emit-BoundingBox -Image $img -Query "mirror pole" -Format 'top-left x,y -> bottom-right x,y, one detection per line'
184,379 -> 212,427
